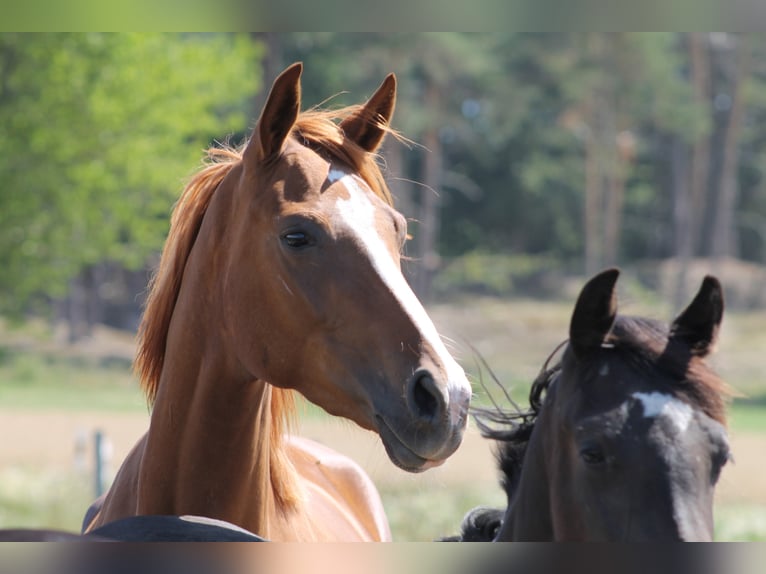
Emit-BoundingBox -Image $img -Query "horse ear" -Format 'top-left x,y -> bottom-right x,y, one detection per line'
340,74 -> 396,153
670,276 -> 724,356
569,268 -> 620,358
245,62 -> 303,164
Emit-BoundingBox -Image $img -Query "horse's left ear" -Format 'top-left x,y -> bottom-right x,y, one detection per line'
245,62 -> 303,164
670,275 -> 724,356
569,268 -> 620,358
340,74 -> 396,153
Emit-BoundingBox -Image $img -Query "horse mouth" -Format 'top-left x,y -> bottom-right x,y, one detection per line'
375,415 -> 446,473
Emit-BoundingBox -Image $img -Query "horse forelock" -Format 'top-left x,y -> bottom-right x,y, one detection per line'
604,315 -> 731,426
292,106 -> 396,207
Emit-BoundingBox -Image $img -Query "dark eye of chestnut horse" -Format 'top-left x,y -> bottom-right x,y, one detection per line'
282,231 -> 312,249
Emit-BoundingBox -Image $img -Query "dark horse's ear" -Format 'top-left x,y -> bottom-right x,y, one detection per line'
670,276 -> 724,357
339,74 -> 396,153
245,62 -> 302,164
569,268 -> 620,358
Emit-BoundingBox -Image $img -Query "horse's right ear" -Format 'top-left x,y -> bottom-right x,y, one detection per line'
670,275 -> 724,357
245,62 -> 303,164
569,268 -> 620,358
339,73 -> 396,153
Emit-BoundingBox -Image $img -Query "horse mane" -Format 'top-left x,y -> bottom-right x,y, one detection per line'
473,314 -> 732,499
134,145 -> 238,406
472,345 -> 561,497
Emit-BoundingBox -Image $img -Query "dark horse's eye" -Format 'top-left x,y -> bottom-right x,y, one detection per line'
282,231 -> 312,249
580,445 -> 606,466
711,445 -> 731,483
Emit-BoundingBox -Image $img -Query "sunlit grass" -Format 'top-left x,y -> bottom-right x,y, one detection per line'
0,467 -> 92,531
0,351 -> 144,412
715,503 -> 766,541
380,482 -> 505,542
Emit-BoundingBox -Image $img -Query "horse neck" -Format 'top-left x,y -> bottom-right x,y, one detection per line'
501,418 -> 555,541
137,247 -> 299,537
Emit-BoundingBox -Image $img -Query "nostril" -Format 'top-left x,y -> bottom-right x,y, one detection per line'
408,371 -> 442,421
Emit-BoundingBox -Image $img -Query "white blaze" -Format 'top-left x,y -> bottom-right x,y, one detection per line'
631,391 -> 711,539
331,170 -> 469,396
632,391 -> 693,434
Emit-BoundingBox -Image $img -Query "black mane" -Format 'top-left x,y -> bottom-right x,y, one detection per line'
472,343 -> 562,499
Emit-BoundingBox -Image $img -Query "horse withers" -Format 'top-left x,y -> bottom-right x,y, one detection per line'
444,269 -> 731,542
81,63 -> 471,542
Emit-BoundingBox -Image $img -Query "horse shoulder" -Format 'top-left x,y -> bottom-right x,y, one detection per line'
285,435 -> 392,542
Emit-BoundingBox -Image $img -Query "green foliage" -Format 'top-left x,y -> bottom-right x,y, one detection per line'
626,33 -> 711,141
0,33 -> 260,315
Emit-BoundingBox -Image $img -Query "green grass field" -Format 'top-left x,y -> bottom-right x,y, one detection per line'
0,352 -> 144,412
0,296 -> 764,540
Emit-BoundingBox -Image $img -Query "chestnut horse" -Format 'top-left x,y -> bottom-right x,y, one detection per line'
445,269 -> 731,541
82,63 -> 471,541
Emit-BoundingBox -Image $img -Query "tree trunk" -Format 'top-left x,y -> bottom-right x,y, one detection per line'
66,272 -> 87,344
671,137 -> 692,308
382,138 -> 415,224
85,263 -> 108,336
251,33 -> 284,117
603,107 -> 631,268
413,79 -> 443,302
711,35 -> 749,260
582,34 -> 606,276
688,33 -> 712,256
583,131 -> 603,276
382,138 -> 419,288
603,164 -> 625,268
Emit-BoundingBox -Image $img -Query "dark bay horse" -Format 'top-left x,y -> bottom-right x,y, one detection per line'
445,269 -> 731,542
82,63 -> 471,541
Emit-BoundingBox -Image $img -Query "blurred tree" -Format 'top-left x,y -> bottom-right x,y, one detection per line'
0,33 -> 261,339
3,33 -> 766,325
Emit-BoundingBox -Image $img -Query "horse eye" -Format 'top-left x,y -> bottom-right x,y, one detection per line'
711,445 -> 731,482
282,231 -> 312,249
580,445 -> 606,466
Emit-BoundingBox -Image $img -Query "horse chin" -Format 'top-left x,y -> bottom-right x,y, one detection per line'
375,415 -> 446,473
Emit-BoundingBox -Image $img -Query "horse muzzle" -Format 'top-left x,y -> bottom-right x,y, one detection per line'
375,370 -> 471,472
